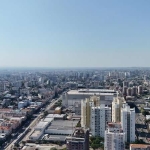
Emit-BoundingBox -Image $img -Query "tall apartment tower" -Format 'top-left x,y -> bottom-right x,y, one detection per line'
138,85 -> 143,95
104,122 -> 125,150
90,104 -> 111,137
66,128 -> 89,150
123,81 -> 129,88
121,103 -> 135,142
131,86 -> 137,96
81,97 -> 95,128
112,97 -> 125,122
123,86 -> 128,95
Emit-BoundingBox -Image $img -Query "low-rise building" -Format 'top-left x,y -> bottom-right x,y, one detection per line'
66,128 -> 89,150
130,144 -> 150,150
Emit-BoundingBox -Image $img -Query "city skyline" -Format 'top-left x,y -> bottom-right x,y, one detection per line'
0,0 -> 150,68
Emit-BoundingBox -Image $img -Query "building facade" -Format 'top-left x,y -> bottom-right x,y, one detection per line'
104,122 -> 125,150
121,103 -> 135,142
90,104 -> 111,137
112,97 -> 125,122
66,128 -> 89,150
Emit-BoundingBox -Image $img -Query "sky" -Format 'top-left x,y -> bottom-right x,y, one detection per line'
0,0 -> 150,68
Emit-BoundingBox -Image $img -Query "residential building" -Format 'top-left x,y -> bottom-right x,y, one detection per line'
121,103 -> 135,142
104,122 -> 125,150
0,81 -> 6,92
138,85 -> 143,95
90,104 -> 111,137
112,97 -> 125,122
66,128 -> 89,150
81,98 -> 94,128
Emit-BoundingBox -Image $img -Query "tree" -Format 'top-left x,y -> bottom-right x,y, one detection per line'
43,111 -> 48,117
76,121 -> 81,127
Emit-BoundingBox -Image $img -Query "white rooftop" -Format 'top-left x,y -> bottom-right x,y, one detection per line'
67,90 -> 114,95
35,121 -> 49,129
46,114 -> 65,118
43,117 -> 54,122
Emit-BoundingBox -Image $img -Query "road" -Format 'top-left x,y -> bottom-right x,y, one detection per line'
5,97 -> 59,150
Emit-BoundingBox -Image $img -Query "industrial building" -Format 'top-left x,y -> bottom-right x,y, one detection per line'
62,89 -> 117,106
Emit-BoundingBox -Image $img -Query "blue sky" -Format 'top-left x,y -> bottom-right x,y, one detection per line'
0,0 -> 150,68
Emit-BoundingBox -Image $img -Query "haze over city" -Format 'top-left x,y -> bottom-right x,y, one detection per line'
0,0 -> 150,68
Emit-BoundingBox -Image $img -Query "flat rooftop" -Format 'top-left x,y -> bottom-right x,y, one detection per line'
46,114 -> 66,118
42,134 -> 67,141
47,120 -> 78,130
67,90 -> 114,95
35,121 -> 49,129
43,117 -> 54,122
30,130 -> 42,138
78,89 -> 115,92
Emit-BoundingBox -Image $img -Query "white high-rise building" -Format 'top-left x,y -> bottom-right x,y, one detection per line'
121,103 -> 135,142
104,122 -> 125,150
112,97 -> 125,122
90,104 -> 111,137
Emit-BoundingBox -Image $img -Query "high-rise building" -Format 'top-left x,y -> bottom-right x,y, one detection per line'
81,97 -> 95,128
123,86 -> 128,95
138,85 -> 143,95
127,88 -> 132,96
104,122 -> 125,150
66,128 -> 89,150
123,81 -> 129,88
0,81 -> 6,92
90,104 -> 111,137
131,86 -> 137,96
112,97 -> 125,122
121,103 -> 135,142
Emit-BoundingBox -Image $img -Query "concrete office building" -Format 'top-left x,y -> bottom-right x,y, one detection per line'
62,89 -> 116,106
90,104 -> 111,137
66,128 -> 89,150
112,97 -> 125,122
104,122 -> 125,150
121,103 -> 135,142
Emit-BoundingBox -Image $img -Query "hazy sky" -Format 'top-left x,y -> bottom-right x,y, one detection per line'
0,0 -> 150,68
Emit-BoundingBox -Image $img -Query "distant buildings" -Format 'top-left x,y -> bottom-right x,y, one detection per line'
104,122 -> 125,150
66,128 -> 89,150
0,81 -> 6,92
121,103 -> 135,142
